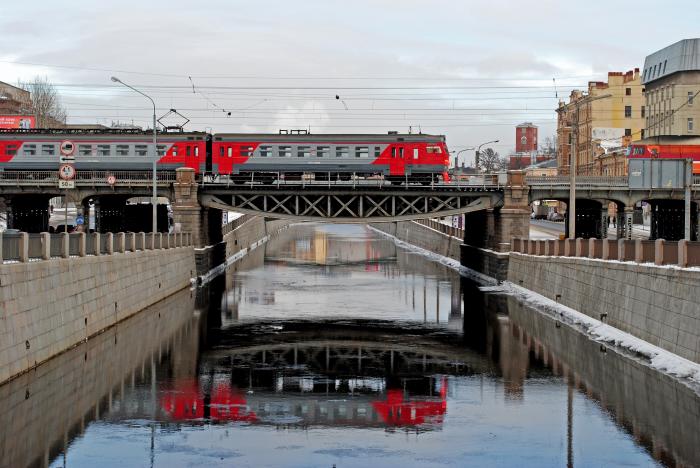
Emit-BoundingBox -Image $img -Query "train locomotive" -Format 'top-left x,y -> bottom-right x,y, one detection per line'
0,129 -> 451,184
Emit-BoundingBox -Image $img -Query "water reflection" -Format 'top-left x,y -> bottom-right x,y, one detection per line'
0,223 -> 696,467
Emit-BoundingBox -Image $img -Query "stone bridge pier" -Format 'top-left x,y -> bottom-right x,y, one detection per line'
464,171 -> 530,252
172,167 -> 222,247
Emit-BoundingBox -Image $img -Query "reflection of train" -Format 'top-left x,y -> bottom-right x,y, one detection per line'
629,142 -> 700,174
0,129 -> 451,183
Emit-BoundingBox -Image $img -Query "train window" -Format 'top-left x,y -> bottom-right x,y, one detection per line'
279,146 -> 292,157
240,146 -> 252,157
391,147 -> 396,158
135,145 -> 148,156
169,146 -> 176,157
426,145 -> 442,154
298,146 -> 311,157
186,146 -> 191,157
41,144 -> 55,156
259,146 -> 272,157
227,147 -> 232,158
219,146 -> 224,157
413,148 -> 419,159
195,147 -> 199,157
374,147 -> 380,158
116,145 -> 129,156
6,144 -> 17,155
97,145 -> 110,156
355,147 -> 369,158
399,147 -> 404,159
317,146 -> 330,158
23,144 -> 36,156
79,145 -> 93,156
336,146 -> 349,158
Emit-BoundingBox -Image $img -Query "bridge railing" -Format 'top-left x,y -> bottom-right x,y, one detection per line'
525,176 -> 629,187
414,218 -> 465,239
0,170 -> 176,185
511,237 -> 700,268
0,231 -> 193,264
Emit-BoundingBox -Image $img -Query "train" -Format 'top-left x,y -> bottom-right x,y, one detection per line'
628,141 -> 700,174
0,128 -> 451,184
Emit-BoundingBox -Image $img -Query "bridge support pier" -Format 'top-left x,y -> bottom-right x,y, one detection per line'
649,200 -> 697,241
3,195 -> 51,232
172,167 -> 222,247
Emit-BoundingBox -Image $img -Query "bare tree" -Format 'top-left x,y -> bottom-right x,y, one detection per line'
543,135 -> 557,155
17,76 -> 67,127
478,147 -> 504,173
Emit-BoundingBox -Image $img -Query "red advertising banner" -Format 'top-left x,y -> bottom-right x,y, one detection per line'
0,115 -> 35,129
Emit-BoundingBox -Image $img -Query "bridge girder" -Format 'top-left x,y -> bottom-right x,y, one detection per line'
200,190 -> 500,222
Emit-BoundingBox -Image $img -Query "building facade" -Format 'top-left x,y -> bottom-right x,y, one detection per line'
515,122 -> 537,152
556,69 -> 644,175
0,81 -> 30,115
642,38 -> 700,138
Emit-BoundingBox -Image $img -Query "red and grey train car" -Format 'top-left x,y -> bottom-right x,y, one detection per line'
628,141 -> 700,174
0,129 -> 450,183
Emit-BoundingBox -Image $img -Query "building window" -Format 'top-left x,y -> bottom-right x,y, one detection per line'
624,129 -> 632,137
278,146 -> 292,157
624,106 -> 632,118
79,144 -> 93,156
335,146 -> 349,158
653,65 -> 657,77
625,88 -> 631,96
116,145 -> 129,156
297,146 -> 311,157
316,146 -> 330,158
641,129 -> 645,139
641,106 -> 645,118
355,146 -> 369,158
259,146 -> 272,157
689,92 -> 695,106
135,145 -> 147,156
689,118 -> 695,133
663,60 -> 667,74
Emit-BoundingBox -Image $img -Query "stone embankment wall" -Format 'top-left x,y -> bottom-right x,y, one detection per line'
0,245 -> 195,384
369,220 -> 462,261
508,253 -> 700,364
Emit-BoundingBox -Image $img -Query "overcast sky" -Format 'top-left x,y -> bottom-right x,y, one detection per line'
1,0 -> 697,164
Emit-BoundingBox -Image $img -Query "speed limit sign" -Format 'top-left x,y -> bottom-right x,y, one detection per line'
59,163 -> 75,180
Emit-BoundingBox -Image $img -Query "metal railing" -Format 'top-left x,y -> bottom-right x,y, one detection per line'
0,170 -> 176,186
512,237 -> 700,268
414,218 -> 465,239
0,231 -> 193,263
525,176 -> 629,187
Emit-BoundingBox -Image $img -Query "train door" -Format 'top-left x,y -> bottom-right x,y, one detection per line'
205,134 -> 213,173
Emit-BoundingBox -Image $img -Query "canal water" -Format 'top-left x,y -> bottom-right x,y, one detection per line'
1,224 -> 697,467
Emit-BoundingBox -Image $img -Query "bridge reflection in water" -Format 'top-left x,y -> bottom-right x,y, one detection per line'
0,224 -> 696,468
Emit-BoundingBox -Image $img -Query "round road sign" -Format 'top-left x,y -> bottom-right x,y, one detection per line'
59,164 -> 76,180
106,174 -> 116,185
60,140 -> 75,156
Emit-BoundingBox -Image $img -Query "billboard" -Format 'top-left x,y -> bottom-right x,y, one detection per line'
0,115 -> 35,129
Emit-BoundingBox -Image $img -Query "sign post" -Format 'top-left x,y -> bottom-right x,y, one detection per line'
58,147 -> 76,233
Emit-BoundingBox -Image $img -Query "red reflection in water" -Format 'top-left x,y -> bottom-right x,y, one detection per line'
160,381 -> 257,422
372,377 -> 447,427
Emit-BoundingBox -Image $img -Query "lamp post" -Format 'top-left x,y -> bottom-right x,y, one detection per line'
111,76 -> 158,234
453,147 -> 475,170
475,140 -> 499,172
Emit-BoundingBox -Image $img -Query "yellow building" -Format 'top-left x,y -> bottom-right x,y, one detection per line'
556,69 -> 644,176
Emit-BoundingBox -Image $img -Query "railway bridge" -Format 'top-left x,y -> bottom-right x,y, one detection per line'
2,168 -> 700,250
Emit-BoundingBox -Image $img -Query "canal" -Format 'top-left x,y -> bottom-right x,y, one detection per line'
1,223 -> 697,467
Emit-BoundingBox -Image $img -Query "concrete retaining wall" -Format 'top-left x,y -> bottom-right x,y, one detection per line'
0,246 -> 195,384
369,221 -> 462,261
508,253 -> 700,363
460,244 -> 510,281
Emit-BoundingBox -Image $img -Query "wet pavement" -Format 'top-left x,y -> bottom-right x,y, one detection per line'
1,223 -> 697,467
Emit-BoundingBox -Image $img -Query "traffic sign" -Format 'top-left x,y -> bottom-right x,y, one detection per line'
106,174 -> 117,185
76,215 -> 84,225
59,140 -> 75,156
58,180 -> 75,189
59,164 -> 75,180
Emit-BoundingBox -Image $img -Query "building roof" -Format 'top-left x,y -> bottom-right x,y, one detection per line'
0,80 -> 26,93
516,122 -> 537,128
642,38 -> 700,84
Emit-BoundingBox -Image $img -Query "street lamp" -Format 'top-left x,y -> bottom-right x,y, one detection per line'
453,147 -> 475,170
475,140 -> 499,172
111,76 -> 158,234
